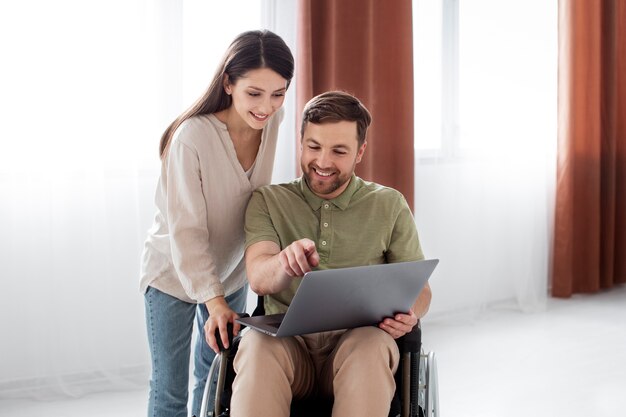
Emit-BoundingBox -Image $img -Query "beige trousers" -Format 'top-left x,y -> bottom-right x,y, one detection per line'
230,326 -> 399,417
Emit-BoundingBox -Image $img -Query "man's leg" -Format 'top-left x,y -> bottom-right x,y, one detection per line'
144,287 -> 196,417
191,285 -> 248,417
321,326 -> 400,417
230,330 -> 316,417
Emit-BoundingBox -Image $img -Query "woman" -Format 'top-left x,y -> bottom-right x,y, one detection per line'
140,30 -> 294,417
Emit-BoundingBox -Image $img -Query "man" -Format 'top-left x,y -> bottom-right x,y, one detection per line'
230,91 -> 432,417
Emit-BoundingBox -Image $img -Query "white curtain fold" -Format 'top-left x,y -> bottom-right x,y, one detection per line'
413,0 -> 557,316
0,0 -> 163,399
0,170 -> 155,399
0,0 -> 271,400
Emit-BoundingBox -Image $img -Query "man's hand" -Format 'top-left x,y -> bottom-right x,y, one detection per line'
379,310 -> 418,339
278,238 -> 320,277
204,296 -> 240,353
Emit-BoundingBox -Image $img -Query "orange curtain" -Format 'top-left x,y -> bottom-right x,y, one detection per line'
297,0 -> 414,210
552,0 -> 626,297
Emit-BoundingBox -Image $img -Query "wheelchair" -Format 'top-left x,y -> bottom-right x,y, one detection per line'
199,298 -> 440,417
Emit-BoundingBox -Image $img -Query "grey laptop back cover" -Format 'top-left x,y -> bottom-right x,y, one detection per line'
238,259 -> 438,337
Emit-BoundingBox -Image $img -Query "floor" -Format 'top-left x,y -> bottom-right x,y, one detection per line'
422,285 -> 626,417
1,285 -> 624,417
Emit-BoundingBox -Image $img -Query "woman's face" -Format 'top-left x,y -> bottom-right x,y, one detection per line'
224,68 -> 288,130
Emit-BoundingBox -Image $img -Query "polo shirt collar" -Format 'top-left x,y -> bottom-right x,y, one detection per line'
299,174 -> 360,211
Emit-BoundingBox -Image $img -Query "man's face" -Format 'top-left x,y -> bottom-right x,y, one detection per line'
300,120 -> 366,200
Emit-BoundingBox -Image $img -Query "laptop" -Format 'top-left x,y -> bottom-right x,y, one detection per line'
237,259 -> 438,337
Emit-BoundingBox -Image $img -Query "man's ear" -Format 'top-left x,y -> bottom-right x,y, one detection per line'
356,141 -> 367,163
223,74 -> 231,95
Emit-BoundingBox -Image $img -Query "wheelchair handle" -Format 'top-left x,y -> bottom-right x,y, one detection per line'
215,313 -> 249,352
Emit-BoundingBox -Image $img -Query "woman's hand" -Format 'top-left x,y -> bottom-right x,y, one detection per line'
204,296 -> 241,353
378,309 -> 418,339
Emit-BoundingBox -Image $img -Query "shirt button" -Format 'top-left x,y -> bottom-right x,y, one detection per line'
323,222 -> 329,227
324,203 -> 330,209
321,240 -> 327,246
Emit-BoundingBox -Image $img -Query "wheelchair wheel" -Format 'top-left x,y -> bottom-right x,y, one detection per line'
418,350 -> 440,417
199,352 -> 224,417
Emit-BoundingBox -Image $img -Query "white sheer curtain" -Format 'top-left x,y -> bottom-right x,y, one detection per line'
0,0 -> 159,399
0,0 -> 289,400
413,0 -> 557,316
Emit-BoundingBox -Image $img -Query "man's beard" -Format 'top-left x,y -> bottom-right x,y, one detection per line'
302,165 -> 350,197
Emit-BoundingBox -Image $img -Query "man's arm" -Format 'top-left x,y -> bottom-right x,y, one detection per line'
412,283 -> 432,319
379,192 -> 433,339
205,236 -> 318,353
246,238 -> 320,296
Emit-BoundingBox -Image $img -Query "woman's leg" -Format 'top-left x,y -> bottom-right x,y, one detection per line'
191,284 -> 248,416
145,286 -> 196,417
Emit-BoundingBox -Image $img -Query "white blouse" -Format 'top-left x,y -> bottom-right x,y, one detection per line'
140,108 -> 283,303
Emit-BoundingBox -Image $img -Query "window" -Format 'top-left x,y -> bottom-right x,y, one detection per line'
413,0 -> 457,156
413,0 -> 556,160
411,0 -> 557,313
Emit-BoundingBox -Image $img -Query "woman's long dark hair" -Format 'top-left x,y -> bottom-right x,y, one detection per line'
159,30 -> 294,159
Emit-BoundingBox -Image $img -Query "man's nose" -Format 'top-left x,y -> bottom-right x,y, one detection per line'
316,150 -> 333,168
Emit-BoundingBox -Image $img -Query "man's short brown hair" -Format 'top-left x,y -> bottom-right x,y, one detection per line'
300,91 -> 372,145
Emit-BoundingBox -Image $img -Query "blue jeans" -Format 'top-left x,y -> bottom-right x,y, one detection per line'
144,285 -> 247,417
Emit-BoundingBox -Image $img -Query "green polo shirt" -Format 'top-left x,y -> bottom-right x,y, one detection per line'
244,175 -> 424,314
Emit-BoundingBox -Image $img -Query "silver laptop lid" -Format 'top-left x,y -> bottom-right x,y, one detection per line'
273,259 -> 438,337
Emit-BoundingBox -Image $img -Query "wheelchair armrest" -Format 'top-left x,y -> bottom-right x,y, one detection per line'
215,313 -> 249,352
252,295 -> 265,317
397,321 -> 422,354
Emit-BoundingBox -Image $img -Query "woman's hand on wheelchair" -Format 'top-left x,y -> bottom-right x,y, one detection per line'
378,309 -> 418,339
204,296 -> 241,353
